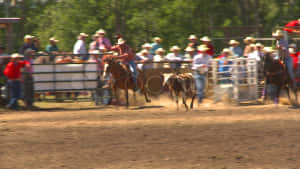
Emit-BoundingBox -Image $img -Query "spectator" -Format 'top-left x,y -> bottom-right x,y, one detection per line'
73,33 -> 89,61
136,49 -> 153,70
19,35 -> 38,54
150,37 -> 163,55
46,37 -> 59,62
200,36 -> 214,56
228,40 -> 243,57
247,44 -> 259,60
192,44 -> 212,103
89,34 -> 100,51
4,53 -> 31,110
96,29 -> 111,50
183,46 -> 195,61
153,48 -> 165,68
218,48 -> 233,84
187,34 -> 199,51
165,45 -> 183,69
243,36 -> 256,57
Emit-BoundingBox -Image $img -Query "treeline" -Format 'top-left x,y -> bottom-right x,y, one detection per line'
1,0 -> 300,53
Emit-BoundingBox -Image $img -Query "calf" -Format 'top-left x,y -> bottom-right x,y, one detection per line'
165,73 -> 196,110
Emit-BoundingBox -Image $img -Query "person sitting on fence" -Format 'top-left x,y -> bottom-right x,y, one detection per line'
4,53 -> 31,110
200,36 -> 214,56
136,49 -> 153,70
73,33 -> 89,61
150,37 -> 163,55
272,29 -> 296,86
19,35 -> 39,55
228,40 -> 243,57
284,18 -> 300,34
45,37 -> 60,62
96,29 -> 111,51
89,34 -> 100,52
153,48 -> 165,69
192,44 -> 212,104
165,45 -> 183,69
187,35 -> 199,52
243,36 -> 256,57
218,48 -> 233,84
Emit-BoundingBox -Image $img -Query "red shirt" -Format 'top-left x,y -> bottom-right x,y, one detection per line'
205,43 -> 214,56
111,44 -> 135,62
4,61 -> 29,80
284,20 -> 300,33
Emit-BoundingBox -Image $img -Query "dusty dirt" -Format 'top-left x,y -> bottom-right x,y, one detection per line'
1,98 -> 300,169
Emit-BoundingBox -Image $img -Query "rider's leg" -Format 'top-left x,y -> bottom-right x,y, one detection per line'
127,60 -> 138,89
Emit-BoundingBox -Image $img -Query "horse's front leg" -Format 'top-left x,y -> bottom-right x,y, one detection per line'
182,92 -> 189,111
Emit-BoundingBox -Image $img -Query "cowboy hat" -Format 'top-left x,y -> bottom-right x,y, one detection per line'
153,37 -> 162,43
272,29 -> 283,37
79,33 -> 88,37
255,43 -> 264,48
96,29 -> 106,34
24,35 -> 34,39
11,53 -> 24,58
229,40 -> 240,45
155,48 -> 165,54
117,38 -> 125,45
222,48 -> 231,53
263,47 -> 275,53
140,49 -> 149,55
289,43 -> 297,49
142,43 -> 152,49
49,37 -> 59,42
197,44 -> 209,52
243,36 -> 256,43
170,45 -> 181,52
185,46 -> 195,52
200,36 -> 211,42
188,34 -> 197,40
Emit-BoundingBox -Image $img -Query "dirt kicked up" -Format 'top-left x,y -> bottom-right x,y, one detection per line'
1,100 -> 300,169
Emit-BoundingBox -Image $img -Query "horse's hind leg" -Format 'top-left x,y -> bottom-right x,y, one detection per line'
142,87 -> 151,103
182,93 -> 189,110
190,94 -> 196,109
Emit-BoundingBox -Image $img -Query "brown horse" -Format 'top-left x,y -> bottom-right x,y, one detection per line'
102,56 -> 151,107
263,53 -> 298,105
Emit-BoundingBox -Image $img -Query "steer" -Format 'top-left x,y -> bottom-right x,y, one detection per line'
165,73 -> 196,110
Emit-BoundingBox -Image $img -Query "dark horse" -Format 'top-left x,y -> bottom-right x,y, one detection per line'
262,53 -> 298,105
102,55 -> 151,107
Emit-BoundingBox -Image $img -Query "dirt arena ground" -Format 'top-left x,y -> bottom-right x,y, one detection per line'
1,98 -> 300,169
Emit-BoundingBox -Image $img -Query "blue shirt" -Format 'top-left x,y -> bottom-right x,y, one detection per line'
229,46 -> 243,57
150,43 -> 162,55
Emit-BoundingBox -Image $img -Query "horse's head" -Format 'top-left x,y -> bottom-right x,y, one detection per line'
102,55 -> 128,79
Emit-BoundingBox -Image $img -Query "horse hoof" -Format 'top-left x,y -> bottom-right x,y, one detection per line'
146,99 -> 151,103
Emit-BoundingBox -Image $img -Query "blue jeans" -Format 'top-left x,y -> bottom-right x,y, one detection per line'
7,80 -> 21,109
125,60 -> 138,87
193,71 -> 206,103
284,56 -> 295,81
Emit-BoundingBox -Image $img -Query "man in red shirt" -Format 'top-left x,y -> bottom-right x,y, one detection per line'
200,36 -> 214,56
110,38 -> 138,90
284,18 -> 300,34
4,53 -> 30,110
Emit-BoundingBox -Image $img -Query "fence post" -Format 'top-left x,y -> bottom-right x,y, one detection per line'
232,58 -> 239,104
211,60 -> 218,102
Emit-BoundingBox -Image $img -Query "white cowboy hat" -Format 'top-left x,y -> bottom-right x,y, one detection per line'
142,43 -> 152,49
243,36 -> 256,43
49,37 -> 59,42
170,45 -> 181,52
228,39 -> 240,45
289,43 -> 297,49
188,34 -> 197,40
200,36 -> 211,42
197,44 -> 209,52
155,48 -> 165,54
153,37 -> 162,43
11,53 -> 24,58
117,38 -> 125,45
185,46 -> 195,52
272,29 -> 283,37
249,44 -> 256,48
263,47 -> 275,53
92,34 -> 99,38
79,33 -> 88,37
255,43 -> 264,48
97,29 -> 106,34
24,34 -> 34,39
222,48 -> 230,53
140,49 -> 149,55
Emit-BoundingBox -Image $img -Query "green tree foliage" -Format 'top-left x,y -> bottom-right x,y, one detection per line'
1,0 -> 300,53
